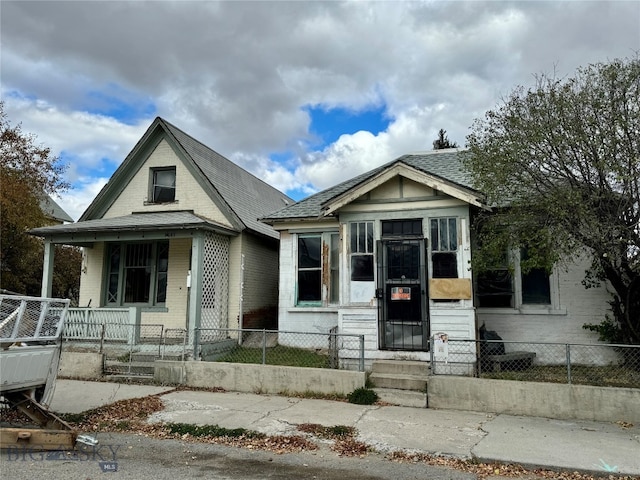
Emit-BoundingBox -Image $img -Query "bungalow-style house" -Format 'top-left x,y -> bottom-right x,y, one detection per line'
30,117 -> 293,350
262,149 -> 611,369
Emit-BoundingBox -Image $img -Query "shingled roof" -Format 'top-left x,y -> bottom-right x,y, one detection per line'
262,149 -> 482,222
32,118 -> 293,240
159,119 -> 293,238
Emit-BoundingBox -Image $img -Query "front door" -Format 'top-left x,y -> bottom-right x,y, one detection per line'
377,238 -> 429,350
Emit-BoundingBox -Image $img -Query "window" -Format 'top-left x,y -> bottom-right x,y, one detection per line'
297,232 -> 339,305
381,219 -> 422,237
105,241 -> 169,306
430,217 -> 458,278
350,222 -> 373,281
475,249 -> 551,308
150,167 -> 176,203
520,248 -> 551,304
297,235 -> 321,302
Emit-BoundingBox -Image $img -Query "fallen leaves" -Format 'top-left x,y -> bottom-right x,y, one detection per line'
3,393 -> 637,480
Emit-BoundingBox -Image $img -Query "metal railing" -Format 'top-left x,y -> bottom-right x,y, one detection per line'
430,337 -> 640,388
0,295 -> 70,343
195,327 -> 365,371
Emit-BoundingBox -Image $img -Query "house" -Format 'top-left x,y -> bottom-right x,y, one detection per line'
39,194 -> 74,224
30,117 -> 293,350
262,148 -> 612,370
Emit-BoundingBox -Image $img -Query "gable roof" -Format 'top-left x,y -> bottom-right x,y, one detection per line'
262,149 -> 484,223
76,117 -> 292,239
39,194 -> 74,223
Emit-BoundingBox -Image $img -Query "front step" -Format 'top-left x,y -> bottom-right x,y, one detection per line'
369,360 -> 429,391
374,388 -> 427,408
104,361 -> 155,376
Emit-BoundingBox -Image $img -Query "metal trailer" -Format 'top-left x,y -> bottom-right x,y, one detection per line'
0,294 -> 95,450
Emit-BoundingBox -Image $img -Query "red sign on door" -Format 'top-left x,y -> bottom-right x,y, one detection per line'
391,287 -> 411,300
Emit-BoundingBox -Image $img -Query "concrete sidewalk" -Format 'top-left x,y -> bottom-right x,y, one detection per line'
49,380 -> 640,476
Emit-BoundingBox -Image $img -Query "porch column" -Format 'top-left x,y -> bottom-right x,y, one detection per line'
41,240 -> 55,298
189,233 -> 205,358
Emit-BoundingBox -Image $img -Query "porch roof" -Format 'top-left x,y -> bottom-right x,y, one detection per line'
262,149 -> 484,222
29,211 -> 236,240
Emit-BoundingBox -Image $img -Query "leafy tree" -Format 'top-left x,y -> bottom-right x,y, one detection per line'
432,129 -> 459,150
465,58 -> 640,344
0,101 -> 75,298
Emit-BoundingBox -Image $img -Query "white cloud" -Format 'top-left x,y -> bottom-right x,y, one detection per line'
1,0 -> 638,216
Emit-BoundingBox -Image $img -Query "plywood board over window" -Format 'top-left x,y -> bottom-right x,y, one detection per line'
430,278 -> 472,300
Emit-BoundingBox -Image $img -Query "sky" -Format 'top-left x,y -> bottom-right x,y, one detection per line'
2,1 -> 639,221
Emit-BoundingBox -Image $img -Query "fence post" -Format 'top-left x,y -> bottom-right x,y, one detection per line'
566,344 -> 572,384
193,328 -> 200,360
262,329 -> 267,365
128,307 -> 140,345
429,336 -> 435,374
100,323 -> 105,354
359,335 -> 365,372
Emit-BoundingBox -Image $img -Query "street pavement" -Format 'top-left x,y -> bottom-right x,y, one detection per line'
48,379 -> 640,477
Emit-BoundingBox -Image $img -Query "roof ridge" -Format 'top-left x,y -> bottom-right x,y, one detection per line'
159,117 -> 293,202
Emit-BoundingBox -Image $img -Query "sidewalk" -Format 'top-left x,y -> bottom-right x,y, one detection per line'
49,380 -> 640,476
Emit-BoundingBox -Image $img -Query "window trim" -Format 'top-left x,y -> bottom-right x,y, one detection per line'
295,232 -> 340,307
475,250 -> 564,315
104,240 -> 169,307
349,221 -> 374,282
430,216 -> 459,279
149,166 -> 177,204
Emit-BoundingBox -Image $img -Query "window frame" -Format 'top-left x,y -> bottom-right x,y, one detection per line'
104,240 -> 169,307
430,217 -> 459,279
295,232 -> 340,307
149,166 -> 177,204
475,249 -> 560,313
349,221 -> 374,282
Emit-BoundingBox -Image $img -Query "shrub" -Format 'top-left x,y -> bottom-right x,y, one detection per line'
347,387 -> 378,405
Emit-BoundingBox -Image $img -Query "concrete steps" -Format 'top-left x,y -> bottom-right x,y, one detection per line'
104,353 -> 183,376
369,360 -> 430,408
369,360 -> 429,391
374,388 -> 427,408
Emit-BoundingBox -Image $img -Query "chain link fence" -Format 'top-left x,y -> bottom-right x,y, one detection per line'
62,322 -> 189,376
430,337 -> 640,388
195,327 -> 365,371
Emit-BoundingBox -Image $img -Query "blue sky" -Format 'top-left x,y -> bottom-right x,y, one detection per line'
1,1 -> 638,220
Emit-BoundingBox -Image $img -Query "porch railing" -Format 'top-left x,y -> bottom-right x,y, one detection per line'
62,307 -> 138,342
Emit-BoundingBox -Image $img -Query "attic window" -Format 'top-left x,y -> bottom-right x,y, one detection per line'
151,167 -> 176,203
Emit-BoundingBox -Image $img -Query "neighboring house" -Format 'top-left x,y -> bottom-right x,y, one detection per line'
30,117 -> 293,348
262,149 -> 612,369
39,194 -> 74,224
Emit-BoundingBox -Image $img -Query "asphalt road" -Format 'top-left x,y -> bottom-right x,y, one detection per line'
1,432 -> 476,480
